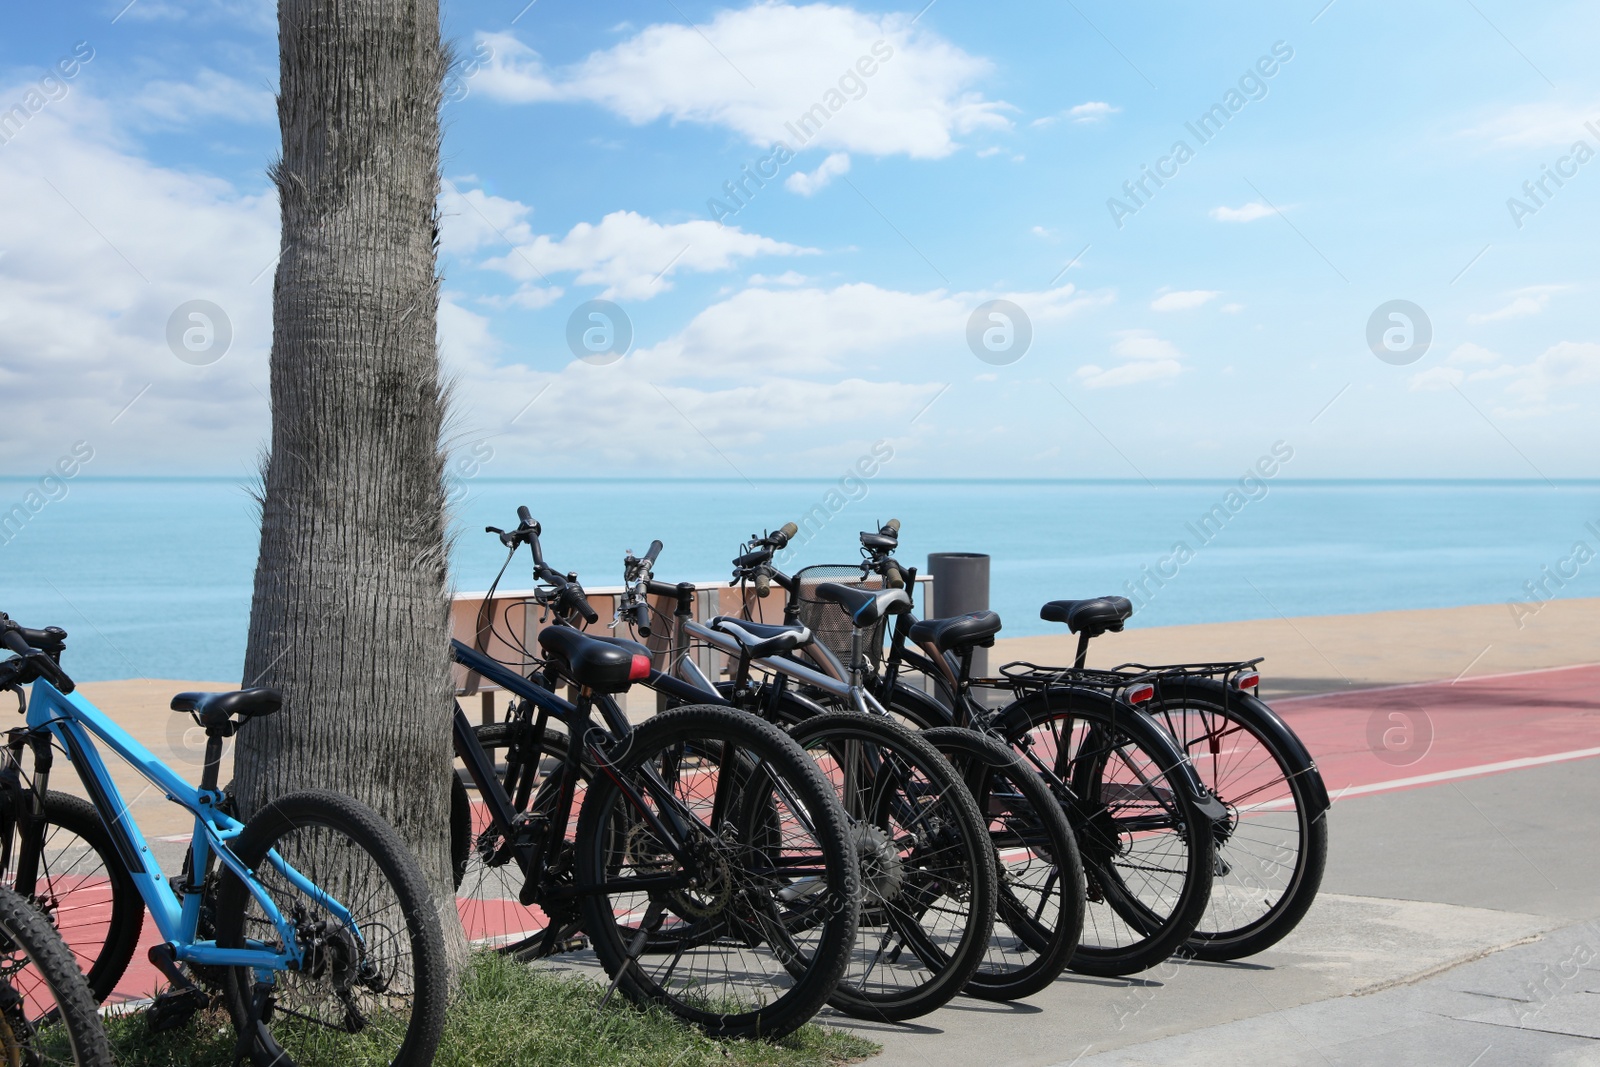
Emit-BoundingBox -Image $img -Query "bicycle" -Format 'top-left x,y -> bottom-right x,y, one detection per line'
776,523 -> 1226,977
0,611 -> 447,1067
1033,596 -> 1329,960
0,884 -> 113,1066
616,528 -> 1079,1008
854,520 -> 1326,962
448,508 -> 861,1040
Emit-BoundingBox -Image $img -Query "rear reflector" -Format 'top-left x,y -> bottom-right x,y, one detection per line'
1126,683 -> 1154,705
629,654 -> 652,681
1234,672 -> 1260,690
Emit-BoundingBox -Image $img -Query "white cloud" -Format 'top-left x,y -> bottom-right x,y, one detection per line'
131,69 -> 275,127
1150,289 -> 1219,312
1077,360 -> 1182,389
785,151 -> 850,195
1075,329 -> 1183,388
1506,341 -> 1600,401
438,182 -> 535,256
1111,330 -> 1182,360
473,4 -> 1010,159
1408,340 -> 1600,406
1220,302 -> 1244,313
976,145 -> 1002,157
1464,100 -> 1600,149
1031,101 -> 1119,127
747,270 -> 809,286
635,280 -> 1108,379
477,208 -> 816,300
1209,202 -> 1279,223
0,87 -> 277,473
1466,286 -> 1566,325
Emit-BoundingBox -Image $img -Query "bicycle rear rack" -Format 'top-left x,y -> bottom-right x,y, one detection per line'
993,657 -> 1266,696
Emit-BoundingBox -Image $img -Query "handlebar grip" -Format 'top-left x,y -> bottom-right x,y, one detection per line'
517,505 -> 533,525
885,564 -> 905,589
644,539 -> 663,565
772,522 -> 798,549
631,600 -> 654,637
0,628 -> 30,657
883,518 -> 900,535
755,572 -> 771,598
569,589 -> 599,624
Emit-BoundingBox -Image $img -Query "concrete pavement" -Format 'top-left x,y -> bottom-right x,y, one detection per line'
837,716 -> 1600,1067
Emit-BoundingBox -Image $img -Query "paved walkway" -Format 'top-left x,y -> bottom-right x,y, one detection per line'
836,649 -> 1600,1067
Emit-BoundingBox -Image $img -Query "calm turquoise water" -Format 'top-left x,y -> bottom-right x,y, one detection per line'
2,477 -> 1598,682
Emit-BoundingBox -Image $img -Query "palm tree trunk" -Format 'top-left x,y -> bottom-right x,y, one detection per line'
239,0 -> 465,963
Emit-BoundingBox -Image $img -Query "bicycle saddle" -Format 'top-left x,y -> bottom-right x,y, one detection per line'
1039,596 -> 1133,638
813,583 -> 912,628
709,617 -> 812,659
171,688 -> 282,728
538,625 -> 651,693
908,610 -> 1002,654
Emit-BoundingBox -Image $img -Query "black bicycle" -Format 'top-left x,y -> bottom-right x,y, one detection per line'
797,522 -> 1227,977
461,522 -> 1000,1021
1031,595 -> 1329,961
617,526 -> 1083,1006
448,507 -> 861,1041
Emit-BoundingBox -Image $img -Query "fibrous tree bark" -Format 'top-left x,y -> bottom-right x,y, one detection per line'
239,0 -> 464,961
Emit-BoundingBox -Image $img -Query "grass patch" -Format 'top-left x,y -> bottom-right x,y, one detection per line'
100,953 -> 880,1067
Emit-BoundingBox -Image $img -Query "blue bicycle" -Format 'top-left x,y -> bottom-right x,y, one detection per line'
0,612 -> 446,1067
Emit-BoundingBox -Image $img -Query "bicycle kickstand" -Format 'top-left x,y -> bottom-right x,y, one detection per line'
230,981 -> 277,1067
600,899 -> 666,1009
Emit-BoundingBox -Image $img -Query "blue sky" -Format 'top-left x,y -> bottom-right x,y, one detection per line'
2,0 -> 1596,481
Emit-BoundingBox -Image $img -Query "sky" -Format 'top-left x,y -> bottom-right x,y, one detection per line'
1,0 -> 1597,482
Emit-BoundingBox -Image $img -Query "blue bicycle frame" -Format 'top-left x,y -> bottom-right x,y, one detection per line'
20,679 -> 359,977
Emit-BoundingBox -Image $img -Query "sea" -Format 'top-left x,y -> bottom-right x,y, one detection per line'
2,477 -> 1598,683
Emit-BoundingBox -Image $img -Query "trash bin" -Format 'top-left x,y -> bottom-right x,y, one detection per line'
927,552 -> 991,677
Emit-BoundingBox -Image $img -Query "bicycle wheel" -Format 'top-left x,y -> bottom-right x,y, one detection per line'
576,705 -> 858,1040
784,713 -> 996,1021
0,885 -> 113,1065
1001,688 -> 1216,976
1145,679 -> 1328,960
921,727 -> 1085,1001
451,718 -> 593,957
0,790 -> 143,1002
213,790 -> 447,1067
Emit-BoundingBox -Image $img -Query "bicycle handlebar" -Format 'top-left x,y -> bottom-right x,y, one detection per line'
0,613 -> 74,693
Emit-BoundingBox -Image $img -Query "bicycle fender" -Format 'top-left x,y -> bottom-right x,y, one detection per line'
1153,675 -> 1331,819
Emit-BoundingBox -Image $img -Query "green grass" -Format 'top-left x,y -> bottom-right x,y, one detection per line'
100,953 -> 880,1067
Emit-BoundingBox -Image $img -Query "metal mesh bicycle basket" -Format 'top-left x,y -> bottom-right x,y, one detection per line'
793,564 -> 886,673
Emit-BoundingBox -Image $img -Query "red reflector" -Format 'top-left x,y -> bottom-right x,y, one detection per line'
1126,683 -> 1154,705
1235,672 -> 1260,690
629,654 -> 652,681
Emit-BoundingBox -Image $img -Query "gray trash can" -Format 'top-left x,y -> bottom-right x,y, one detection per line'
927,552 -> 992,677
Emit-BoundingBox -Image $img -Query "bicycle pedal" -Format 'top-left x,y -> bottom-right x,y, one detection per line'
146,987 -> 211,1033
551,935 -> 588,954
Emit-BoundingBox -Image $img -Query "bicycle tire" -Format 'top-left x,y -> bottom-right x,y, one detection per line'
1145,679 -> 1328,960
214,790 -> 447,1067
999,687 -> 1216,976
0,790 -> 143,1003
0,884 -> 114,1066
921,726 -> 1085,1001
575,705 -> 859,1041
782,712 -> 996,1021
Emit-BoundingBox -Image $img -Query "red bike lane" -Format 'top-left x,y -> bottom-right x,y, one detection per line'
1270,662 -> 1600,801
